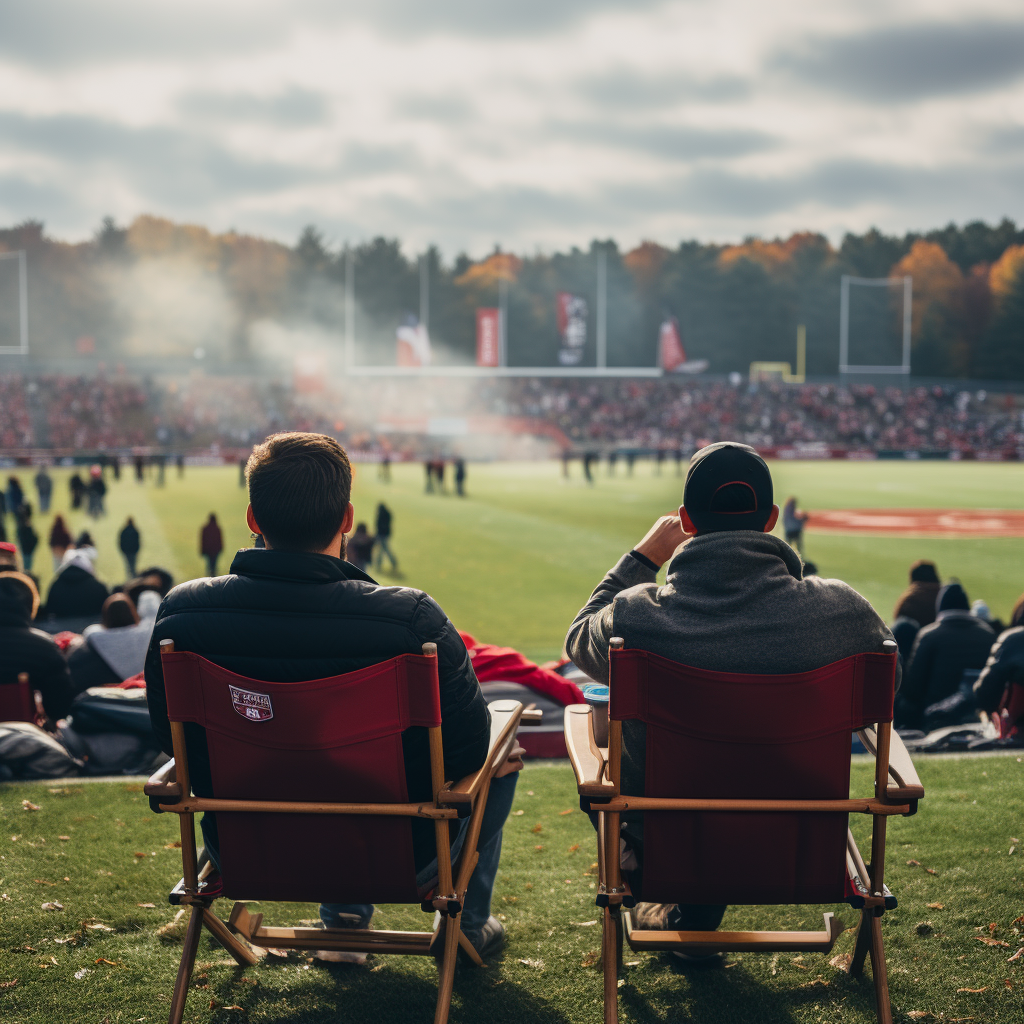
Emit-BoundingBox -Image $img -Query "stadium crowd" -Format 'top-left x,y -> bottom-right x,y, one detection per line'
1,372 -> 1023,455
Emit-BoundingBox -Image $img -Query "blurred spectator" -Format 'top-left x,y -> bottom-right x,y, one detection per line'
15,503 -> 38,573
119,517 -> 141,578
200,513 -> 224,576
69,472 -> 85,510
67,592 -> 161,694
0,540 -> 18,570
74,531 -> 98,563
973,594 -> 1024,716
455,458 -> 466,497
971,598 -> 1005,635
49,515 -> 73,569
894,560 -> 942,627
890,616 -> 921,669
782,497 -> 808,555
0,571 -> 74,719
346,523 -> 374,572
33,466 -> 52,513
130,566 -> 174,599
374,502 -> 398,573
45,548 -> 109,621
6,476 -> 24,516
86,465 -> 107,517
897,583 -> 996,729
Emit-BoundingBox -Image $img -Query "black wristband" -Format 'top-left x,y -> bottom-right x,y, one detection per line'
628,549 -> 660,572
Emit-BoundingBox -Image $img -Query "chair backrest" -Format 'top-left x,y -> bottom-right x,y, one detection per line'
162,649 -> 443,905
0,673 -> 35,723
609,648 -> 896,907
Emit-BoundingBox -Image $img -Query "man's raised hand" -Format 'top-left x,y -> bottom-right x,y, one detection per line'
634,512 -> 689,569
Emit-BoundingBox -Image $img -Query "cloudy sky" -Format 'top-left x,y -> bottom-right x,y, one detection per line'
1,0 -> 1023,255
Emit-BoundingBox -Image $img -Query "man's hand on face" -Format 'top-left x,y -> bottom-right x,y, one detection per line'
495,742 -> 526,778
634,512 -> 690,569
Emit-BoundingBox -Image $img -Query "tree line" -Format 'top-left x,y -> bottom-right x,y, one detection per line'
1,215 -> 1022,379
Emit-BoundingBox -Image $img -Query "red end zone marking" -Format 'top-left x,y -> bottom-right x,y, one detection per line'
807,508 -> 1024,538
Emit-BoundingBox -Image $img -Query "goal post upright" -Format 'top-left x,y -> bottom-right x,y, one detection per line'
0,250 -> 28,356
839,273 -> 912,376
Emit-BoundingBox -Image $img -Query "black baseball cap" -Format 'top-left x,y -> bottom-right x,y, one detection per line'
683,442 -> 774,533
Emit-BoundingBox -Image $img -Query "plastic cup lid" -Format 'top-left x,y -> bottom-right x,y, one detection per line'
582,684 -> 610,702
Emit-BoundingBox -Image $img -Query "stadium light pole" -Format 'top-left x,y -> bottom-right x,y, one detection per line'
344,245 -> 355,371
596,247 -> 607,370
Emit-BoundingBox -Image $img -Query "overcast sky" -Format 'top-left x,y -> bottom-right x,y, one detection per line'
1,0 -> 1023,256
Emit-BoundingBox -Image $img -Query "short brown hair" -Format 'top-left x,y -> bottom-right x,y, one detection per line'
246,433 -> 352,552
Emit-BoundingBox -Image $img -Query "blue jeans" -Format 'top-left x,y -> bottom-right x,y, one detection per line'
320,771 -> 519,943
375,536 -> 397,571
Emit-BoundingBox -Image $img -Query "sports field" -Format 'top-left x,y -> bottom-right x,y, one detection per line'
18,458 -> 1024,659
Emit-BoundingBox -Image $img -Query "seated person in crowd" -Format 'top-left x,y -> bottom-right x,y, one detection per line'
67,591 -> 161,693
565,442 -> 896,949
896,582 -> 995,730
974,594 -> 1024,727
0,570 -> 74,720
45,546 -> 109,621
893,560 -> 941,628
145,432 -> 520,961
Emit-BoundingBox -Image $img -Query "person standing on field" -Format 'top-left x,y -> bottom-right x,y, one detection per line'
782,496 -> 808,555
49,515 -> 73,570
375,502 -> 398,573
455,458 -> 467,497
119,517 -> 141,578
15,504 -> 38,573
200,513 -> 224,577
34,466 -> 52,513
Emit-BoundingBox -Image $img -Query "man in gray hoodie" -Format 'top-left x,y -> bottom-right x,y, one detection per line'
565,442 -> 897,946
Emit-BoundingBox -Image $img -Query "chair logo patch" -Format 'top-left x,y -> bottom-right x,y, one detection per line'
228,685 -> 274,722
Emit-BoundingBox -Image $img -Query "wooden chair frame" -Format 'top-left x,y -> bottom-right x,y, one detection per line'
564,638 -> 924,1024
145,640 -> 537,1024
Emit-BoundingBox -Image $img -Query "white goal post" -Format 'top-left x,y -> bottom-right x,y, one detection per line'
839,274 -> 911,375
0,250 -> 28,355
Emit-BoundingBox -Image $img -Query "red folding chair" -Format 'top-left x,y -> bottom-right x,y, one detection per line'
0,672 -> 35,722
144,640 -> 529,1024
564,638 -> 924,1024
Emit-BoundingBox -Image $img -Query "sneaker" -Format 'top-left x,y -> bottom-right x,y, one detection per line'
315,910 -> 373,964
631,903 -> 719,964
431,913 -> 505,963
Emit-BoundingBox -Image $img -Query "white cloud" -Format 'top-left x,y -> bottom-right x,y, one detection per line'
0,0 -> 1022,253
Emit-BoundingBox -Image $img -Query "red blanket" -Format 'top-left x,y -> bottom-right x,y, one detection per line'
459,633 -> 585,706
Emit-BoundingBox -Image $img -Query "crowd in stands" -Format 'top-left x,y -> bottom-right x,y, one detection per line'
2,372 -> 1023,455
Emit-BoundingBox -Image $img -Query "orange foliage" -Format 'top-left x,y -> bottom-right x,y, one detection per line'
718,232 -> 831,272
455,252 -> 522,289
989,244 -> 1024,304
623,241 -> 670,290
892,240 -> 964,328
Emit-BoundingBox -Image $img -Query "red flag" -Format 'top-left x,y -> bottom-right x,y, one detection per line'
476,308 -> 500,367
659,317 -> 686,371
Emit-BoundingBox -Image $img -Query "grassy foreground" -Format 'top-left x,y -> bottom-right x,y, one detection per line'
17,458 -> 1024,663
1,756 -> 1022,1023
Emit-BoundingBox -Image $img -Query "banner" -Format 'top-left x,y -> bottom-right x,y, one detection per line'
556,292 -> 588,366
476,308 -> 500,367
396,316 -> 431,367
658,317 -> 686,371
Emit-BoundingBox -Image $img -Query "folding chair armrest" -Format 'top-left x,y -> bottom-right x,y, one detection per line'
144,758 -> 182,812
564,705 -> 614,799
439,699 -> 524,815
519,707 -> 544,725
857,726 -> 925,803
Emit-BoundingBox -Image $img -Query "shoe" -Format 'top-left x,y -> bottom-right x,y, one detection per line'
631,903 -> 719,964
431,913 -> 505,963
315,909 -> 373,964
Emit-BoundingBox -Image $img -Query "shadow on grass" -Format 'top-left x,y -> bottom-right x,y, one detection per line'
618,955 -> 881,1024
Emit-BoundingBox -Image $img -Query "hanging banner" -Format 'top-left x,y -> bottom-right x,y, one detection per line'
556,292 -> 588,366
659,317 -> 709,374
476,308 -> 500,367
396,316 -> 431,367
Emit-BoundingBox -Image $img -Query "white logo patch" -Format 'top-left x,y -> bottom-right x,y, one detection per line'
229,685 -> 274,722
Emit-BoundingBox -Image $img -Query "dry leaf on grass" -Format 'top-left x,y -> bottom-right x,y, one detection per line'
975,936 -> 1010,948
581,952 -> 601,969
502,896 -> 518,904
94,958 -> 119,966
534,845 -> 544,852
512,810 -> 524,817
1005,979 -> 1014,989
798,977 -> 828,988
907,859 -> 921,866
86,924 -> 113,932
58,836 -> 70,841
925,867 -> 938,875
829,952 -> 852,972
164,841 -> 181,849
0,979 -> 17,989
41,902 -> 64,911
517,958 -> 544,969
1007,947 -> 1024,963
531,825 -> 543,834
574,921 -> 598,927
156,909 -> 187,938
568,843 -> 580,853
988,922 -> 998,934
21,800 -> 41,811
35,879 -> 55,886
927,903 -> 944,909
559,809 -> 574,816
136,903 -> 156,909
957,986 -> 988,993
73,968 -> 89,980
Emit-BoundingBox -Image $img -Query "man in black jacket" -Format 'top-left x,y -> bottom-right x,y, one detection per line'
0,571 -> 74,720
145,433 -> 517,960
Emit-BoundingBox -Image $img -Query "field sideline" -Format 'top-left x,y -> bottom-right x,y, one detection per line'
16,458 -> 1024,662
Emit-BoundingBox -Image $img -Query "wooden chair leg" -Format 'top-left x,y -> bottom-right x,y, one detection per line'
167,905 -> 204,1024
202,908 -> 259,966
434,913 -> 461,1024
869,914 -> 893,1024
602,905 -> 619,1024
850,910 -> 872,978
457,929 -> 485,967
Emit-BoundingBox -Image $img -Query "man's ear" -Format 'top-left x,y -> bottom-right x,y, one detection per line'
764,504 -> 780,533
341,501 -> 355,536
679,505 -> 697,536
245,504 -> 260,536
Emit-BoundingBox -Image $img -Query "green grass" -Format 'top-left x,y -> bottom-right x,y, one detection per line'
17,458 -> 1024,662
1,758 -> 1022,1023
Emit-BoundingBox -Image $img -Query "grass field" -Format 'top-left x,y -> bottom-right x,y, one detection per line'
3,456 -> 1023,1022
14,458 -> 1024,662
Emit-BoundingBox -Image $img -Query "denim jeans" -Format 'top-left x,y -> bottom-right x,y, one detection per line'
320,771 -> 519,943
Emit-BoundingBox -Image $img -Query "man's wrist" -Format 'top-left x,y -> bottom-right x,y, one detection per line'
629,549 -> 661,572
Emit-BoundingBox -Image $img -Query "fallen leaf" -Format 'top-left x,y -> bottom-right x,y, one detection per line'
526,791 -> 534,796
925,867 -> 938,875
1005,979 -> 1014,990
956,986 -> 988,993
502,896 -> 518,904
829,952 -> 852,972
94,958 -> 119,966
164,841 -> 181,849
512,810 -> 524,817
975,936 -> 1010,948
574,921 -> 598,927
559,809 -> 574,816
223,1007 -> 245,1012
907,859 -> 921,866
568,843 -> 580,853
58,836 -> 71,841
531,825 -> 543,834
0,979 -> 17,989
133,852 -> 147,858
21,800 -> 41,811
791,959 -> 810,970
927,903 -> 944,910
534,845 -> 544,851
798,978 -> 829,988
34,879 -> 56,886
41,902 -> 64,911
86,924 -> 113,932
989,922 -> 998,934
517,958 -> 544,969
136,903 -> 156,909
1008,947 -> 1024,963
581,952 -> 600,968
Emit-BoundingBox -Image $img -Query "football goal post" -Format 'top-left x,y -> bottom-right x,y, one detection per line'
839,274 -> 911,375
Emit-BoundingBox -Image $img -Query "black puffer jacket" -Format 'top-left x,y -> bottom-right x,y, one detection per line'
974,626 -> 1024,713
145,549 -> 489,848
45,565 -> 108,619
0,577 -> 74,719
897,611 -> 995,727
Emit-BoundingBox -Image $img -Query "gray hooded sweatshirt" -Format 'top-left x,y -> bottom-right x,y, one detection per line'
565,531 -> 898,831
